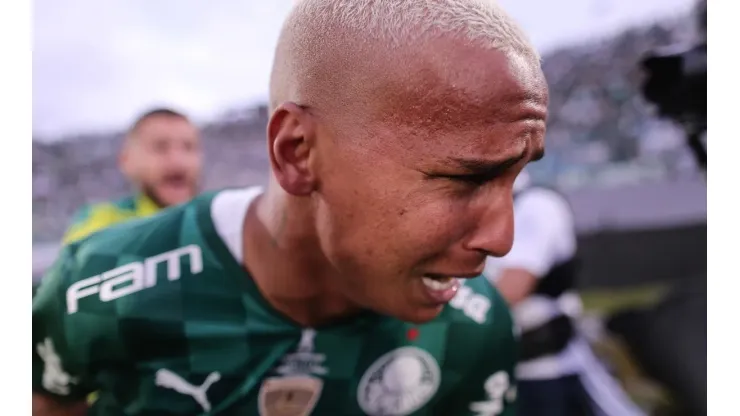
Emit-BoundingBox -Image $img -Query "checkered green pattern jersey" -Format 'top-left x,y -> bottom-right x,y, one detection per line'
33,187 -> 519,416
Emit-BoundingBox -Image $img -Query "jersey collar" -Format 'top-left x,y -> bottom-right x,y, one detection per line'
135,194 -> 162,216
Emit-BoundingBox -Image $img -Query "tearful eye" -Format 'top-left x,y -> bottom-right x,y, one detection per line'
449,174 -> 490,186
423,154 -> 522,189
151,141 -> 169,154
447,168 -> 510,186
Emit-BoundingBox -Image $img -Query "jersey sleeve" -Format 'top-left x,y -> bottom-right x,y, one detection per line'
490,190 -> 573,278
438,283 -> 519,416
32,245 -> 96,400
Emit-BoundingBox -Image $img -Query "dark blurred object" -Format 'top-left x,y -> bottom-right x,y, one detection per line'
616,4 -> 707,415
639,0 -> 707,171
641,44 -> 707,127
607,278 -> 707,416
578,223 -> 706,289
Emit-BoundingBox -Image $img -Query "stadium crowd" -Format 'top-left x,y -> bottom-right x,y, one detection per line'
32,11 -> 697,245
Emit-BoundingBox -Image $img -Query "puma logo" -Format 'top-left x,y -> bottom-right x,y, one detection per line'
155,369 -> 221,412
36,338 -> 78,395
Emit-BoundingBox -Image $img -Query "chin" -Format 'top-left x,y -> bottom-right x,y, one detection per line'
157,192 -> 193,207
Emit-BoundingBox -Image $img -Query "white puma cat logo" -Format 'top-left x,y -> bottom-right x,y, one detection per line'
36,338 -> 78,395
155,369 -> 221,412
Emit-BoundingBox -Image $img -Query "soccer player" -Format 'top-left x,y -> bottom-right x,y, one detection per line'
32,0 -> 548,414
61,108 -> 202,245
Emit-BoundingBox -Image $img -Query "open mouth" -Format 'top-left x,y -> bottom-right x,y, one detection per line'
421,275 -> 458,291
161,173 -> 189,188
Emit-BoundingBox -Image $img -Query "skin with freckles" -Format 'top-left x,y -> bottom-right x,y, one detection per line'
245,30 -> 548,327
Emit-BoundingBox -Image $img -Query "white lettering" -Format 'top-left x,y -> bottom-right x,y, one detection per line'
449,285 -> 472,309
449,285 -> 491,324
144,245 -> 204,288
467,295 -> 491,324
65,245 -> 204,314
66,276 -> 101,314
99,262 -> 145,302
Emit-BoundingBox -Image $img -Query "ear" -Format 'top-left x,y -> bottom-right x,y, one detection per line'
267,102 -> 318,196
118,140 -> 135,180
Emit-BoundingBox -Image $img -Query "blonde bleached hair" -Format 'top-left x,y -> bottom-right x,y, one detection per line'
270,0 -> 540,111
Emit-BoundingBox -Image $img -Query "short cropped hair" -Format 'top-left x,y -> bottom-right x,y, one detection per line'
128,108 -> 190,135
270,0 -> 539,110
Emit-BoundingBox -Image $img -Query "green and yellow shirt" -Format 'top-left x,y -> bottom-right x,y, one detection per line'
62,194 -> 161,245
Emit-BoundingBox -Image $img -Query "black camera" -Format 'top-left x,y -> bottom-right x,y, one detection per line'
641,43 -> 706,128
639,0 -> 707,170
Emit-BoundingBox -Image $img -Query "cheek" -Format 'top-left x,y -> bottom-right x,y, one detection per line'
314,145 -> 468,270
394,198 -> 473,254
318,182 -> 472,277
187,156 -> 203,174
139,159 -> 166,183
315,176 -> 409,274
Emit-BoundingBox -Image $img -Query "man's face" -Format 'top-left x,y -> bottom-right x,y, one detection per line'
121,115 -> 202,207
287,44 -> 547,324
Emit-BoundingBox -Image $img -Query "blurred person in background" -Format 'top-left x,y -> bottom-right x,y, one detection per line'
61,108 -> 202,244
32,0 -> 546,414
485,169 -> 645,416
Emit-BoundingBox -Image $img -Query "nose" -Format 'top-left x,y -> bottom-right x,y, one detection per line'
462,191 -> 515,258
166,145 -> 194,169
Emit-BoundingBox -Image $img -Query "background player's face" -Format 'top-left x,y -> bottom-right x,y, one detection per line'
120,116 -> 202,207
310,45 -> 548,323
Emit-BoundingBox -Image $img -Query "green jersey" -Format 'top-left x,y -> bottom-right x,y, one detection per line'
33,187 -> 518,416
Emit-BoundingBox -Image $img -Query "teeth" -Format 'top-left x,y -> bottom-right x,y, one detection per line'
422,276 -> 457,291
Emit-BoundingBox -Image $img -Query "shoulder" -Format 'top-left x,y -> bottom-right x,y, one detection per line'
78,190 -> 226,251
109,194 -> 139,211
62,196 -> 138,244
48,193 -> 225,317
73,199 -> 192,258
72,195 -> 139,221
66,201 -> 119,226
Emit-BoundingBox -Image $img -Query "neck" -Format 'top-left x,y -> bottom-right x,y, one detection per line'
242,188 -> 362,327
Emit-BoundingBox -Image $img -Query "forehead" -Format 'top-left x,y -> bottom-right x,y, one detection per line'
134,116 -> 198,142
365,40 -> 547,160
374,40 -> 546,126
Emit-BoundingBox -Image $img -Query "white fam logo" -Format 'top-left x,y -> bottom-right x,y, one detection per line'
449,282 -> 490,324
66,245 -> 204,314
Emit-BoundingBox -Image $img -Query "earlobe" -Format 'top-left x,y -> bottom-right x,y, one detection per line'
118,149 -> 132,178
267,103 -> 317,196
